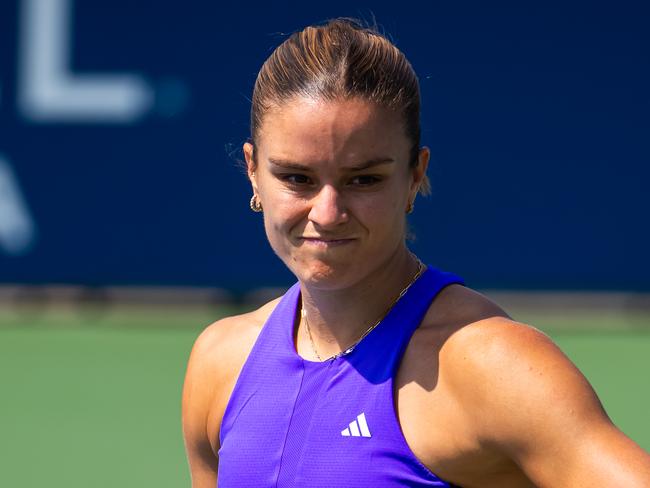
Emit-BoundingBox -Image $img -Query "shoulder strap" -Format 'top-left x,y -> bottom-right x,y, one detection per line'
344,266 -> 464,381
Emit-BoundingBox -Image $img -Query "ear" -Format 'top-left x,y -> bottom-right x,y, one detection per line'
410,146 -> 430,198
243,142 -> 259,193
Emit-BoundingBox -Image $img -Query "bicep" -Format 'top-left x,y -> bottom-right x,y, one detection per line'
549,422 -> 650,488
182,399 -> 219,488
183,433 -> 218,488
513,391 -> 650,487
497,330 -> 650,486
450,320 -> 650,487
182,328 -> 222,488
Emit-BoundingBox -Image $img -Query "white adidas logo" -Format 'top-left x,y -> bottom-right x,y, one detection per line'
341,412 -> 372,438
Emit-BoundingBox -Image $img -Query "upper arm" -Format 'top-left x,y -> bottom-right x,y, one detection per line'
182,304 -> 275,488
182,322 -> 228,488
446,319 -> 650,487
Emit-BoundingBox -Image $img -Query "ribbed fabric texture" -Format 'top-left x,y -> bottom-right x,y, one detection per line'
218,266 -> 464,487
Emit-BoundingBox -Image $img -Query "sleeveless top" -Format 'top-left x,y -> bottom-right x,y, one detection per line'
217,266 -> 464,487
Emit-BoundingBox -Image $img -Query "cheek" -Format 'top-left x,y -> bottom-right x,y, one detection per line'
366,188 -> 408,236
257,178 -> 302,227
261,198 -> 305,246
366,184 -> 407,219
261,212 -> 289,261
352,197 -> 406,245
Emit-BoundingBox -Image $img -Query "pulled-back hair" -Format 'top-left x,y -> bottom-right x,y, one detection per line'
250,18 -> 429,194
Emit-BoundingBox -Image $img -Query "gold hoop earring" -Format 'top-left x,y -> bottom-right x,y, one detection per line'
250,195 -> 263,213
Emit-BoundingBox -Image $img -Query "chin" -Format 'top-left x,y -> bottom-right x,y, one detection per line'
289,258 -> 355,290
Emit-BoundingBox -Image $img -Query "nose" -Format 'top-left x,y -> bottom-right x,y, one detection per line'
308,184 -> 349,229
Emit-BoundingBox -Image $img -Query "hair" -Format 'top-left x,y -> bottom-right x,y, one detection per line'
249,18 -> 430,195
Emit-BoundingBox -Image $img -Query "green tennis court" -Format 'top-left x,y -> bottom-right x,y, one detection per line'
1,306 -> 648,488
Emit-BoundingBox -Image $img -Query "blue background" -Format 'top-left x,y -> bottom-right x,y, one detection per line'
1,0 -> 648,291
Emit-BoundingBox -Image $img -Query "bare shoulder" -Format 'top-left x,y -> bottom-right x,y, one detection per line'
426,284 -> 564,377
408,285 -> 650,486
189,297 -> 282,380
432,287 -> 650,486
438,302 -> 590,414
184,297 -> 282,408
426,283 -> 511,327
182,297 -> 281,459
423,284 -> 609,444
434,288 -> 598,425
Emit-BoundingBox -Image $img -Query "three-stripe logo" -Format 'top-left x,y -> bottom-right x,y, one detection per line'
341,412 -> 372,438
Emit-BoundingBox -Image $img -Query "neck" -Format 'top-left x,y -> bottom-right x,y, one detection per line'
297,246 -> 423,359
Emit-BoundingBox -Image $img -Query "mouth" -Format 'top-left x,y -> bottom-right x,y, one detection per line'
299,237 -> 356,247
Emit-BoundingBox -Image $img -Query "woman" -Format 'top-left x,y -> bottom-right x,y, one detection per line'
182,18 -> 650,487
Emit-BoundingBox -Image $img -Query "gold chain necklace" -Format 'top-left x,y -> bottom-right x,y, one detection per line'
301,256 -> 426,362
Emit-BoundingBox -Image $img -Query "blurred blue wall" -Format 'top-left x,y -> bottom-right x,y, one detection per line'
0,0 -> 648,291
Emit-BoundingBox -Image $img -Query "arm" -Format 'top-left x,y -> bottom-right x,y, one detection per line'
182,324 -> 223,488
449,319 -> 650,487
182,307 -> 273,488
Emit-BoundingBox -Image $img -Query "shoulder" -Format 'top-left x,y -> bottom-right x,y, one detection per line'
439,308 -> 592,413
427,283 -> 510,327
185,296 -> 281,396
182,297 -> 282,453
432,289 -> 610,456
414,286 -> 650,486
441,313 -> 580,408
188,297 -> 281,378
419,284 -> 610,443
424,284 -> 558,368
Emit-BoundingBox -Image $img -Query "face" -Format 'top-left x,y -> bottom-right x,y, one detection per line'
244,96 -> 429,290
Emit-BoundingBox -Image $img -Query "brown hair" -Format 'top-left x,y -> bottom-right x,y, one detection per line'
250,18 -> 430,194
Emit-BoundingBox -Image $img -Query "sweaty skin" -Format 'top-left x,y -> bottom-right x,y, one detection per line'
182,97 -> 650,487
183,284 -> 650,487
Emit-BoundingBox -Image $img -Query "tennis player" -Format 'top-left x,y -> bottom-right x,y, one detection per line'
182,18 -> 650,487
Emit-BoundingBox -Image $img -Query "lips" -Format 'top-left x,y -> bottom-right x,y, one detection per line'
300,237 -> 355,246
301,237 -> 353,241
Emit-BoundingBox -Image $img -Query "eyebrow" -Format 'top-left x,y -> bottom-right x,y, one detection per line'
268,158 -> 395,171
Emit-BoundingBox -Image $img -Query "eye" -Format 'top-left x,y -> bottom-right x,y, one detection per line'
350,175 -> 382,186
280,173 -> 312,186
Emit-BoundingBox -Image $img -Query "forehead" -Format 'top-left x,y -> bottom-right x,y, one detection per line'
255,96 -> 410,165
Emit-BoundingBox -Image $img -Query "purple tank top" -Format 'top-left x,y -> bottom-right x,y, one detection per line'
217,266 -> 464,487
